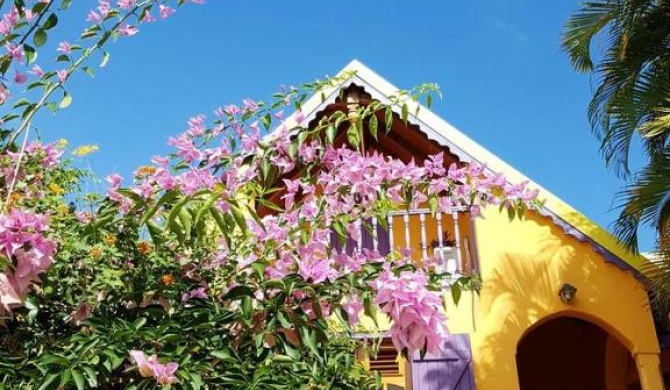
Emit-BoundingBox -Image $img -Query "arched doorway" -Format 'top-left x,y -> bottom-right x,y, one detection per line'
516,316 -> 635,390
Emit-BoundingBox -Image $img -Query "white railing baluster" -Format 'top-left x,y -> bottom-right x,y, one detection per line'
372,217 -> 379,252
387,214 -> 394,251
436,212 -> 444,271
419,212 -> 428,260
403,211 -> 411,252
452,211 -> 462,273
436,212 -> 444,248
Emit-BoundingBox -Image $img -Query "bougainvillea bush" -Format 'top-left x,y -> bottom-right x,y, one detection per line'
0,1 -> 541,389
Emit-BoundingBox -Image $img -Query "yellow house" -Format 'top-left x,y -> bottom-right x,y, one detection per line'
280,60 -> 667,390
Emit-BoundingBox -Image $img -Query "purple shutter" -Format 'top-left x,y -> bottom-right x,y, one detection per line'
330,220 -> 390,255
411,334 -> 476,390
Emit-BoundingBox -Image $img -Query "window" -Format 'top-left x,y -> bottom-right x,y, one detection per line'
359,337 -> 407,390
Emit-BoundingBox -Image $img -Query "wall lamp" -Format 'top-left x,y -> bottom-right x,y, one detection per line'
558,283 -> 577,304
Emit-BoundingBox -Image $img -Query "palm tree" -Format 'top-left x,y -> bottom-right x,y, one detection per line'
563,1 -> 670,309
562,1 -> 670,249
563,0 -> 670,175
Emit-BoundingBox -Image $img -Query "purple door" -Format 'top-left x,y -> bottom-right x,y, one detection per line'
411,334 -> 476,390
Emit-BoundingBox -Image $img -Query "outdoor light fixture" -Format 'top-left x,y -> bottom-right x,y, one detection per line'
558,283 -> 577,304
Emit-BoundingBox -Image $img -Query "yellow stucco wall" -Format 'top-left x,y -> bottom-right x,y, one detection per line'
442,208 -> 663,390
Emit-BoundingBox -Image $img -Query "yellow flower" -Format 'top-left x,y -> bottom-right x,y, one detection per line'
91,247 -> 102,260
72,144 -> 99,157
56,138 -> 68,149
57,204 -> 69,214
48,183 -> 65,195
104,235 -> 116,245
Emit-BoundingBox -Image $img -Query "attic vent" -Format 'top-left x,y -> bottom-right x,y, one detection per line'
369,338 -> 401,376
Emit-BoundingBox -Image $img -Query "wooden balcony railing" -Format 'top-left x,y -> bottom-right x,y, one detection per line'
331,206 -> 476,276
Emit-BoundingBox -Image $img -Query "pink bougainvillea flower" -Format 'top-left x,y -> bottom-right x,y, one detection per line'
30,64 -> 44,77
294,110 -> 305,125
129,350 -> 157,377
343,294 -> 363,327
5,42 -> 24,63
57,41 -> 72,54
158,5 -> 175,19
0,272 -> 22,313
142,11 -> 156,23
117,0 -> 136,9
373,270 -> 448,355
129,350 -> 179,386
153,362 -> 179,386
56,69 -> 68,83
0,86 -> 9,105
86,10 -> 101,22
69,302 -> 92,325
118,23 -> 138,36
181,287 -> 207,302
97,0 -> 111,17
242,98 -> 258,113
0,21 -> 11,35
13,70 -> 26,84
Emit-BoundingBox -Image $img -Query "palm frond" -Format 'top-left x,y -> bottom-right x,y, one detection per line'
614,153 -> 670,252
562,1 -> 619,72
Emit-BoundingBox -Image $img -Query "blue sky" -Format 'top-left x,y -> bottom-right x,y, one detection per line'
28,1 -> 652,250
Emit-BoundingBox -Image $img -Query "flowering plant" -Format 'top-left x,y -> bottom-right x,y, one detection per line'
0,2 -> 541,389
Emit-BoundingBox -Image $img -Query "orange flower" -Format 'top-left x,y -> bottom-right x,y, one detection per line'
104,235 -> 116,245
137,241 -> 151,255
91,247 -> 102,260
161,274 -> 174,286
135,165 -> 157,177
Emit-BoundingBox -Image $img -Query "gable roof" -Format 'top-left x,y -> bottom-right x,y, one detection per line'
283,59 -> 650,277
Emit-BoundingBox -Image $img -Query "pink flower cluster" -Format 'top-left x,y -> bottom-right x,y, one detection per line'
0,209 -> 56,317
129,350 -> 179,386
373,269 -> 448,355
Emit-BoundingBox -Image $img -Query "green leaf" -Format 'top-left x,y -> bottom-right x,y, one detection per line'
401,103 -> 409,124
140,190 -> 178,225
384,106 -> 393,133
189,373 -> 202,390
13,98 -> 30,108
37,373 -> 59,390
59,92 -> 72,109
100,51 -> 110,67
326,125 -> 336,143
369,113 -> 378,140
72,370 -> 85,390
82,365 -> 98,387
211,350 -> 231,360
33,28 -> 47,47
43,13 -> 58,29
451,282 -> 462,305
24,44 -> 36,64
223,285 -> 255,301
45,102 -> 58,112
132,317 -> 147,330
58,369 -> 71,388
